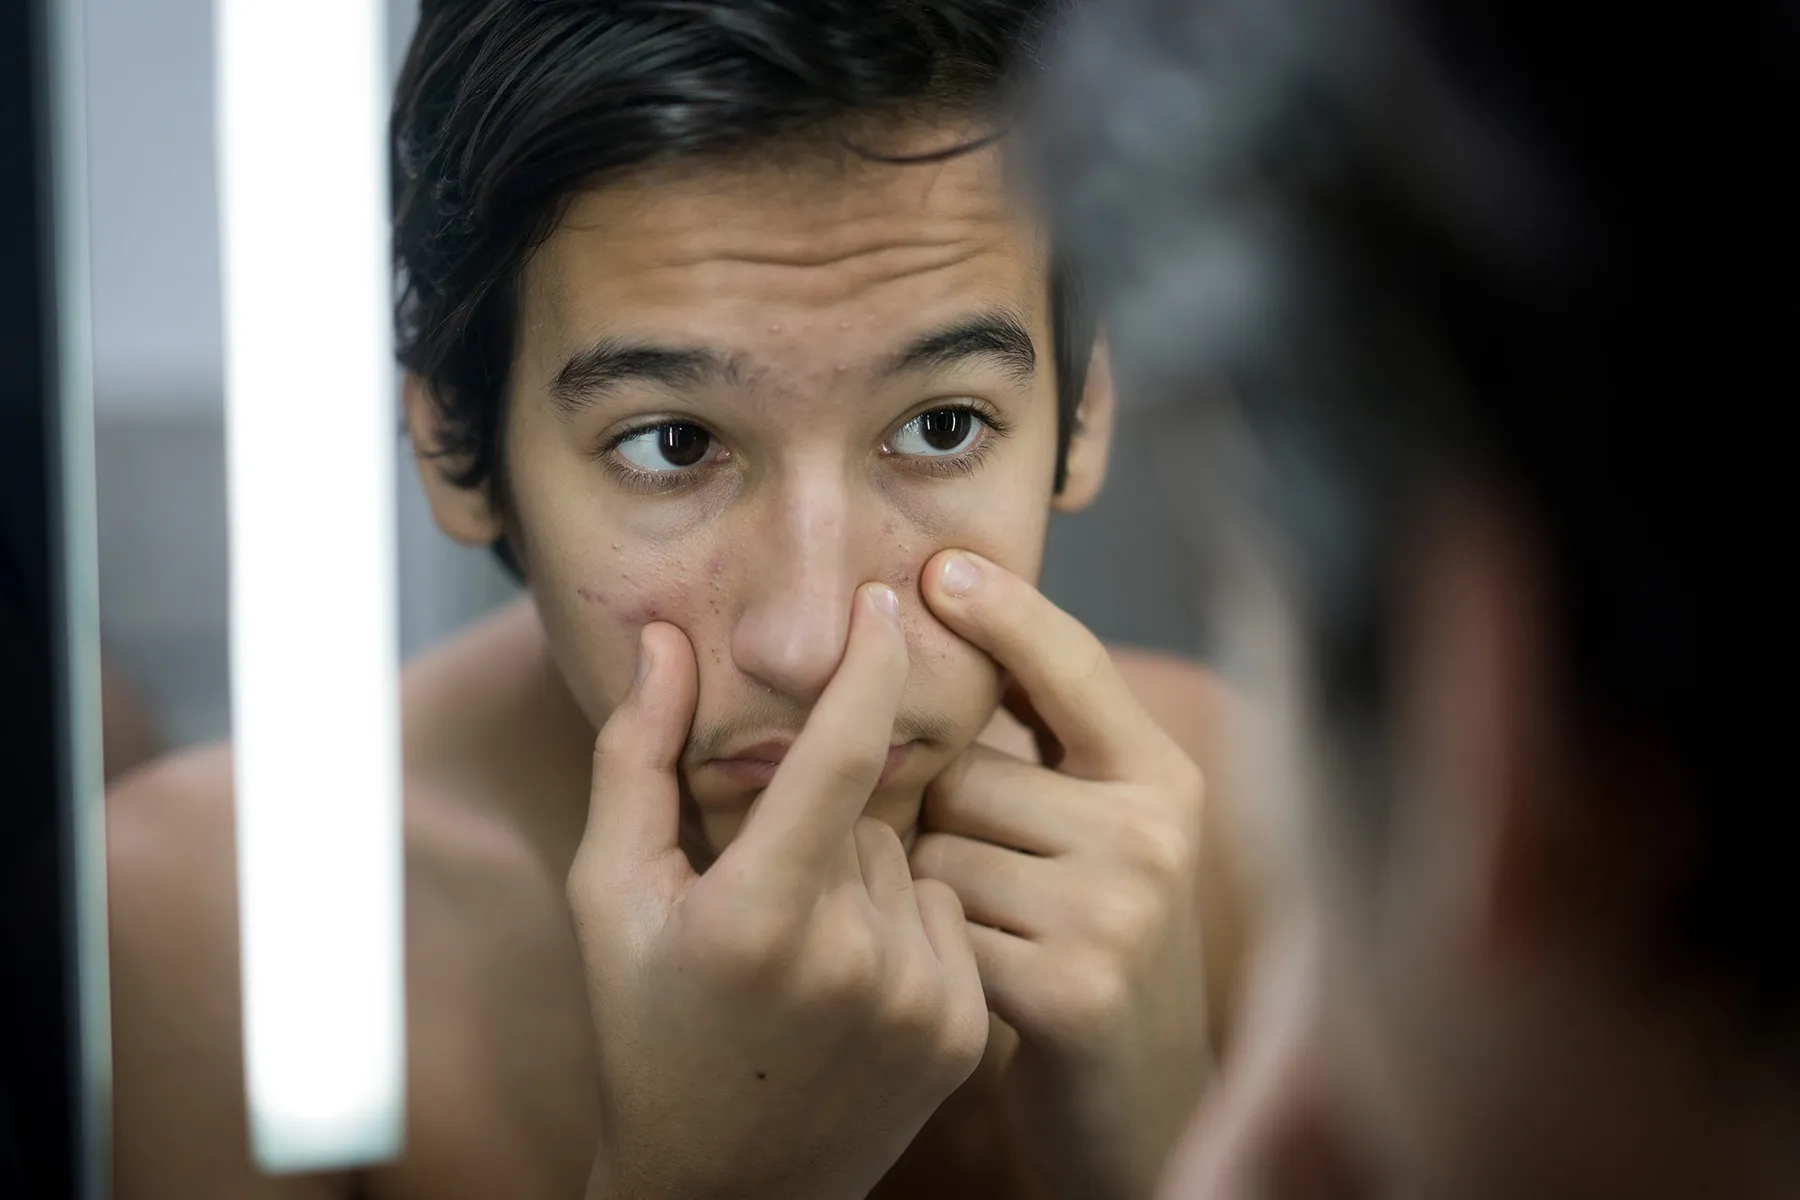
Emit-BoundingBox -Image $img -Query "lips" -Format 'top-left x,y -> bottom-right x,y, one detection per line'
708,739 -> 916,790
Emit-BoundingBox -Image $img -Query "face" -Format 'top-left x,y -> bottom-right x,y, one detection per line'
413,123 -> 1112,853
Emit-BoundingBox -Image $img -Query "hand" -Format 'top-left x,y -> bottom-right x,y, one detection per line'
566,584 -> 990,1200
912,550 -> 1213,1200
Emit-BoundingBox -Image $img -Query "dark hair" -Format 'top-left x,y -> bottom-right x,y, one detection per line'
392,0 -> 1091,576
1038,0 -> 1799,1036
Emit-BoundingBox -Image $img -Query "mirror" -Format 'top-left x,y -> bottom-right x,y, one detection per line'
97,2 -> 1216,1196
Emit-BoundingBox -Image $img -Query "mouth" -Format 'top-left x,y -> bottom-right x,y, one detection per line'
707,738 -> 919,791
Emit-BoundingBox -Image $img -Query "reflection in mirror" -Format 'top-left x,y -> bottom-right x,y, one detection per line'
99,2 -> 1234,1197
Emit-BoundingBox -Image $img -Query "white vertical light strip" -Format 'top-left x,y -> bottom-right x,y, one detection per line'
215,0 -> 405,1175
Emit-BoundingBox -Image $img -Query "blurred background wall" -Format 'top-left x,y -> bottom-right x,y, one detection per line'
89,0 -> 1202,754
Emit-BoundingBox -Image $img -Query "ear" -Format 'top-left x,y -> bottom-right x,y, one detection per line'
1052,335 -> 1117,514
402,372 -> 506,546
1396,492 -> 1640,968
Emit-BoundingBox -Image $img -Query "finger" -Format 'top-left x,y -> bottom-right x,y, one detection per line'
913,878 -> 983,1004
922,550 -> 1168,779
852,817 -> 918,925
583,623 -> 700,877
962,922 -> 1040,1031
1000,674 -> 1064,770
733,583 -> 908,886
910,832 -> 1060,940
924,744 -> 1084,857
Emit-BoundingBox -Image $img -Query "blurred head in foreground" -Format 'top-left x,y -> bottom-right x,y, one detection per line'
1035,1 -> 1798,1196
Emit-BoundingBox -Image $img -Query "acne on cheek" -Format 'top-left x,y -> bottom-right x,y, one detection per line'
880,519 -> 916,590
576,557 -> 697,630
576,555 -> 725,674
707,551 -> 725,616
880,525 -> 994,682
578,584 -> 667,637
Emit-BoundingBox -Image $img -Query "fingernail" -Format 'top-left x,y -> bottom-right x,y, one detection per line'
635,633 -> 653,685
869,583 -> 901,622
939,553 -> 981,597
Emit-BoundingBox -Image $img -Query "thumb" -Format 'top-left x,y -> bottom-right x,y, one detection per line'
583,622 -> 699,875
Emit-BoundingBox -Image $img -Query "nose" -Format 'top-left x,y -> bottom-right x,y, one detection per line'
730,473 -> 876,706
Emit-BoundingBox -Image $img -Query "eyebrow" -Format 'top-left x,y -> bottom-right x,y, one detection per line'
884,309 -> 1037,386
549,342 -> 747,417
547,308 -> 1038,417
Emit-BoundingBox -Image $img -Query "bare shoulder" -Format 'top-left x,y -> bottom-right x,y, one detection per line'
107,601 -> 599,1197
103,601 -> 567,1199
1105,643 -> 1236,769
106,746 -> 348,1198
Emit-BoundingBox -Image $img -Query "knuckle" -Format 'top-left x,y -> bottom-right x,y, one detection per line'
807,907 -> 883,1002
590,718 -> 634,773
921,757 -> 975,819
1083,879 -> 1162,948
934,1002 -> 990,1080
1121,816 -> 1196,883
880,957 -> 942,1039
852,815 -> 904,858
1063,637 -> 1112,694
911,874 -> 961,917
1166,755 -> 1208,810
563,852 -> 600,913
1051,950 -> 1129,1041
908,833 -> 950,879
564,852 -> 630,928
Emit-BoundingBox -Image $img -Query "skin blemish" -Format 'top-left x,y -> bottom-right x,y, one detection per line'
767,323 -> 783,335
837,319 -> 851,331
578,586 -> 607,606
755,1071 -> 767,1081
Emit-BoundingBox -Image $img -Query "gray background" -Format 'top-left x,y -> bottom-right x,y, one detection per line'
89,0 -> 1201,752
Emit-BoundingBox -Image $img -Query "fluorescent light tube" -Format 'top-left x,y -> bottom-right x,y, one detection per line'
215,0 -> 405,1175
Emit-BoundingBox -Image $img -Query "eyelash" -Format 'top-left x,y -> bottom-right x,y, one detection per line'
595,423 -> 720,495
596,403 -> 1014,493
895,409 -> 1012,479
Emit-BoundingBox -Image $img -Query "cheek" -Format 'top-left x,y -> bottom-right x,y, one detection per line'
881,495 -> 1048,711
570,552 -> 728,650
541,548 -> 733,719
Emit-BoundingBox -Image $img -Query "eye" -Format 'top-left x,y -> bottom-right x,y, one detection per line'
613,422 -> 720,472
890,408 -> 986,458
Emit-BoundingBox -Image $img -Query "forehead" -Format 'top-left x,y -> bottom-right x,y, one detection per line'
519,129 -> 1047,363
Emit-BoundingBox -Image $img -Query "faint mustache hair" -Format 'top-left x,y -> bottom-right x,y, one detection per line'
685,692 -> 962,766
